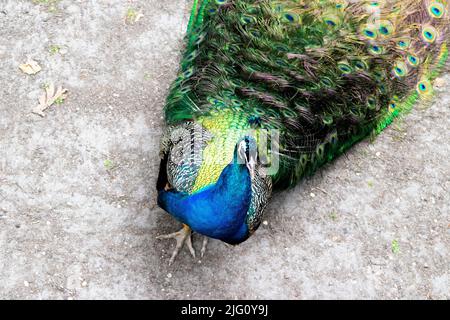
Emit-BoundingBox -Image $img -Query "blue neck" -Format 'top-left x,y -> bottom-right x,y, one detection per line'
158,162 -> 252,244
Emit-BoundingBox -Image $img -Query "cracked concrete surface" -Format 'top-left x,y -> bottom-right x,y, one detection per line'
0,0 -> 449,299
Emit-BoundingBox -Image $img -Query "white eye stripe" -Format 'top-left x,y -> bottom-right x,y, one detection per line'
237,141 -> 248,163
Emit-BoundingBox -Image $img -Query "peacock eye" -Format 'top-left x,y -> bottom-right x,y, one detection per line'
365,30 -> 375,37
369,44 -> 384,55
421,26 -> 438,43
360,23 -> 378,39
417,80 -> 433,96
378,20 -> 394,37
321,77 -> 333,87
231,99 -> 243,107
397,38 -> 411,50
285,14 -> 294,22
354,59 -> 369,71
407,54 -> 420,67
428,1 -> 445,18
337,61 -> 353,74
240,15 -> 256,25
393,61 -> 408,78
323,13 -> 340,27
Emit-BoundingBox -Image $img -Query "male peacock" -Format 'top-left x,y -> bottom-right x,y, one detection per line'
156,0 -> 449,265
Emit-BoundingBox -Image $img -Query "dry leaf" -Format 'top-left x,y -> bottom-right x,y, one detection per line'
32,83 -> 68,117
19,58 -> 42,75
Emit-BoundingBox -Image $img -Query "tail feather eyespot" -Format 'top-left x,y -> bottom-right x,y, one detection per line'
361,24 -> 378,40
428,1 -> 446,19
421,25 -> 438,43
396,38 -> 411,50
378,20 -> 395,37
407,54 -> 420,67
393,61 -> 408,78
417,80 -> 433,96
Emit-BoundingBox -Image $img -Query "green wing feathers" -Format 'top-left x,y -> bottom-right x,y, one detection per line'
164,0 -> 450,189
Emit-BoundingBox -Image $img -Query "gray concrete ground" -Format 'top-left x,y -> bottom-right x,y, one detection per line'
0,0 -> 449,300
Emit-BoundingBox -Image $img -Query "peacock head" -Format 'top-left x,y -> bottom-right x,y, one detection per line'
156,132 -> 267,244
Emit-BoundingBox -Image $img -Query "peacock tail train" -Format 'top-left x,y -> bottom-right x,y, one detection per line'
160,0 -> 449,236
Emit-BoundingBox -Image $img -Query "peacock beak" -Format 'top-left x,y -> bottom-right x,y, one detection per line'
246,153 -> 256,179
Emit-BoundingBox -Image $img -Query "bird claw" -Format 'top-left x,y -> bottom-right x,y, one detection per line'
157,224 -> 195,265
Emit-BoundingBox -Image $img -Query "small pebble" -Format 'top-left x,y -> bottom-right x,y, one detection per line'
434,77 -> 446,88
310,193 -> 316,198
376,152 -> 381,157
262,220 -> 268,226
24,281 -> 29,287
166,273 -> 172,279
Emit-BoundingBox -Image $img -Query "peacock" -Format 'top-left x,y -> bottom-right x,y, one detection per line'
156,0 -> 449,265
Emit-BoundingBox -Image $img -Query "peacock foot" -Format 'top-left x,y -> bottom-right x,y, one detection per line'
157,224 -> 209,265
157,224 -> 195,265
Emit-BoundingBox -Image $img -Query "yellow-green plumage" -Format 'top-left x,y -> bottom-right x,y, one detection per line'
193,109 -> 251,192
